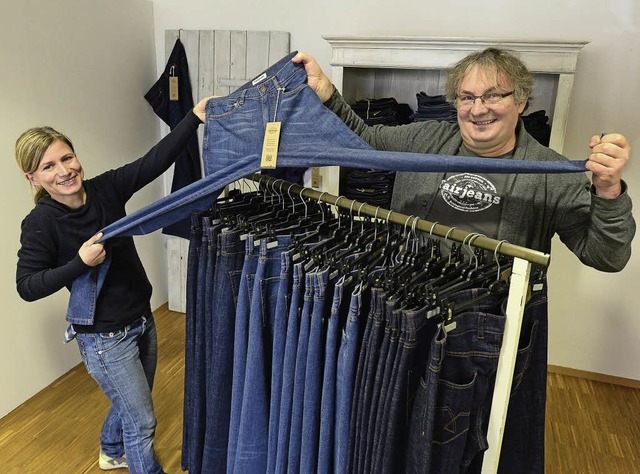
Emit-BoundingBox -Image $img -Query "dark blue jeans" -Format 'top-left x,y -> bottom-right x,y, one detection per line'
274,262 -> 305,474
493,277 -> 548,474
201,229 -> 245,470
378,304 -> 440,473
431,308 -> 507,473
226,235 -> 259,473
350,286 -> 386,473
367,301 -> 402,473
69,51 -> 586,325
265,248 -> 295,474
317,272 -> 357,474
300,268 -> 333,473
234,236 -> 291,474
182,213 -> 202,471
405,287 -> 506,473
287,271 -> 316,473
187,217 -> 218,473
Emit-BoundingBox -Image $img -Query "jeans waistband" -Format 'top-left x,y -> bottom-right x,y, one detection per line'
218,51 -> 303,101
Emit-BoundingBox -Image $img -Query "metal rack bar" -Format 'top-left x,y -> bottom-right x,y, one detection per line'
247,173 -> 550,267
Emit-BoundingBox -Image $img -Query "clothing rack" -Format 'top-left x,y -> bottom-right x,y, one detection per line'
247,172 -> 541,474
246,173 -> 549,268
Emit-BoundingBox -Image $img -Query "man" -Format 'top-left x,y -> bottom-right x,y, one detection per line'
292,48 -> 634,473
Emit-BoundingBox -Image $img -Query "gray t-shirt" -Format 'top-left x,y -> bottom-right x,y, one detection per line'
427,146 -> 510,238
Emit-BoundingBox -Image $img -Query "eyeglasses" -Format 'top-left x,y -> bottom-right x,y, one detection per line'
456,91 -> 515,108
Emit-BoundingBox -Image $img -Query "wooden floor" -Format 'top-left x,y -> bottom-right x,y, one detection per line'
0,305 -> 638,473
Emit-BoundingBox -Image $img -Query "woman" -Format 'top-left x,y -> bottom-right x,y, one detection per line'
15,96 -> 210,473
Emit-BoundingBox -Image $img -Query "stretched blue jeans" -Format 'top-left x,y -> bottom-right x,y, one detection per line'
67,51 -> 587,325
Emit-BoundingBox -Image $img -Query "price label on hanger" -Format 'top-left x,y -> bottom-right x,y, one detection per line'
260,121 -> 281,169
169,77 -> 179,100
169,65 -> 179,101
311,167 -> 321,188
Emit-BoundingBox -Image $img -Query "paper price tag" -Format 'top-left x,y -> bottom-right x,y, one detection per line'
311,167 -> 321,188
169,76 -> 179,101
260,122 -> 281,169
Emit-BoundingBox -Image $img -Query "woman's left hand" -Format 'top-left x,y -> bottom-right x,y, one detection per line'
193,96 -> 217,122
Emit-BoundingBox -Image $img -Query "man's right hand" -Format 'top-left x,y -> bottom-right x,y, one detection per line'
292,52 -> 335,102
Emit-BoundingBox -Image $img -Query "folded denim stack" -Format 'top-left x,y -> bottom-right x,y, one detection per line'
350,97 -> 414,126
343,169 -> 395,207
522,109 -> 551,147
343,97 -> 413,208
410,92 -> 457,123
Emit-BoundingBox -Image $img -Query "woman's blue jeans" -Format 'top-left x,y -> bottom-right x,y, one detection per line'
76,314 -> 164,474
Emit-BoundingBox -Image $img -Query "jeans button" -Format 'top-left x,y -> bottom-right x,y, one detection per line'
109,332 -> 115,337
259,85 -> 266,93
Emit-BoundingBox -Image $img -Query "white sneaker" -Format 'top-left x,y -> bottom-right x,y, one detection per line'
98,451 -> 128,470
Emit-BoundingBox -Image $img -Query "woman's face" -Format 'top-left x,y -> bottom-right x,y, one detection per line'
456,65 -> 527,157
26,139 -> 85,207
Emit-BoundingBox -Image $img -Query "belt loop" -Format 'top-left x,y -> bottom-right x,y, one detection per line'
477,313 -> 485,340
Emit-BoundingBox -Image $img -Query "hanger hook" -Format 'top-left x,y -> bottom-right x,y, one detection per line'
403,215 -> 415,238
334,195 -> 346,228
404,216 -> 418,248
287,183 -> 296,213
410,216 -> 420,252
467,233 -> 484,269
357,202 -> 367,232
444,226 -> 458,264
373,206 -> 381,240
444,226 -> 457,242
298,187 -> 311,218
349,200 -> 357,233
318,191 -> 328,224
494,239 -> 509,281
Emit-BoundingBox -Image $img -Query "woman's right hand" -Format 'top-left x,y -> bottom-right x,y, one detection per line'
79,233 -> 106,267
292,52 -> 335,102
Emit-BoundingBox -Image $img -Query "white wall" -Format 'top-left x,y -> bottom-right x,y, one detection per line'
151,0 -> 640,380
0,0 -> 167,418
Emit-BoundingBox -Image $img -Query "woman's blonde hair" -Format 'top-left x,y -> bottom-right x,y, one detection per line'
445,47 -> 535,111
16,126 -> 75,203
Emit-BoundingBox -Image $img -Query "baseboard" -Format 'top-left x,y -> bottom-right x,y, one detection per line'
548,365 -> 640,389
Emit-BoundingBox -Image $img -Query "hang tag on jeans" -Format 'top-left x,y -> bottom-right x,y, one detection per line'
169,76 -> 179,101
260,121 -> 281,169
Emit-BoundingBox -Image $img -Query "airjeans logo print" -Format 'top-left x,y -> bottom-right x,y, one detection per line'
439,173 -> 500,212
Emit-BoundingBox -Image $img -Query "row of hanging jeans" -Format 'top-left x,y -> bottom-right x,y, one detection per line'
181,183 -> 548,474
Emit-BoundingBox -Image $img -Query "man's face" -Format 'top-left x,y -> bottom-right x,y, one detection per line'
456,65 -> 527,157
